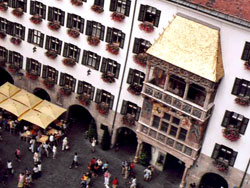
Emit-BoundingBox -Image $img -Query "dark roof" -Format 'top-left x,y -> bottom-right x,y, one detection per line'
167,0 -> 250,28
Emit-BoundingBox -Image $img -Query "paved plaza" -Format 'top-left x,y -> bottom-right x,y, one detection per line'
0,123 -> 182,188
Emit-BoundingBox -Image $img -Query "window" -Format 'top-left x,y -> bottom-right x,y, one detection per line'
109,0 -> 131,16
172,117 -> 180,125
138,5 -> 161,27
45,36 -> 62,55
127,68 -> 145,92
0,46 -> 7,62
48,7 -> 65,25
149,66 -> 167,89
106,27 -> 125,48
211,144 -> 238,167
63,43 -> 80,62
95,89 -> 114,109
67,13 -> 84,33
160,121 -> 169,133
8,22 -> 25,40
163,113 -> 170,121
27,29 -> 44,47
232,78 -> 250,98
167,74 -> 186,97
178,128 -> 187,141
8,51 -> 23,69
77,81 -> 95,99
26,58 -> 41,76
101,58 -> 120,79
82,50 -> 101,70
86,21 -> 105,40
241,42 -> 250,61
221,110 -> 248,134
133,38 -> 151,54
120,100 -> 141,120
8,0 -> 27,12
30,1 -> 46,19
152,115 -> 160,129
169,126 -> 178,137
42,65 -> 58,84
187,83 -> 206,107
0,17 -> 8,33
59,73 -> 76,92
94,0 -> 104,7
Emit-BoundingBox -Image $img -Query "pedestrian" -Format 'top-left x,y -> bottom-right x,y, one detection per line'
37,144 -> 43,159
124,165 -> 129,179
91,137 -> 96,153
49,134 -> 55,146
29,137 -> 36,153
104,170 -> 111,187
7,160 -> 13,175
37,161 -> 42,178
15,148 -> 21,162
52,145 -> 57,159
144,167 -> 152,182
43,142 -> 50,157
121,160 -> 127,175
69,152 -> 78,169
112,177 -> 118,188
103,161 -> 109,172
33,152 -> 39,163
17,172 -> 25,188
32,164 -> 39,179
62,137 -> 68,151
130,176 -> 136,188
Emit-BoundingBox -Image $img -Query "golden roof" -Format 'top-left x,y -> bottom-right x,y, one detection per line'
147,15 -> 224,83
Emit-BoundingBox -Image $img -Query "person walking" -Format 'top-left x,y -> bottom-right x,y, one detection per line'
29,138 -> 35,153
37,161 -> 42,178
7,160 -> 13,175
112,177 -> 118,188
17,172 -> 25,188
62,137 -> 68,151
43,142 -> 50,157
104,170 -> 111,187
91,137 -> 96,153
144,167 -> 152,182
52,145 -> 57,159
130,176 -> 136,188
33,152 -> 39,163
32,164 -> 39,179
69,152 -> 78,169
15,148 -> 21,162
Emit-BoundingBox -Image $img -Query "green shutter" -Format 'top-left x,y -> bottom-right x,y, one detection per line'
241,42 -> 250,61
95,89 -> 102,103
138,4 -> 146,21
240,118 -> 249,134
229,151 -> 238,167
101,58 -> 107,73
48,7 -> 53,22
60,11 -> 65,26
136,107 -> 141,121
221,110 -> 231,127
109,94 -> 114,109
109,0 -> 116,11
42,65 -> 48,78
85,21 -> 92,36
63,43 -> 69,57
54,70 -> 58,84
105,27 -> 112,43
59,73 -> 65,86
211,143 -> 221,159
100,25 -> 105,41
127,68 -> 133,84
125,0 -> 131,16
231,78 -> 242,95
115,63 -> 120,79
120,100 -> 127,115
30,0 -> 35,15
77,81 -> 83,94
90,86 -> 95,100
154,9 -> 161,27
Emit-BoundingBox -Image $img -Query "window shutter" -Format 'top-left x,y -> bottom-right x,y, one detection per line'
221,110 -> 231,127
48,7 -> 53,22
42,4 -> 46,19
37,63 -> 41,76
42,65 -> 48,78
120,100 -> 127,115
79,18 -> 84,33
60,11 -> 65,26
71,78 -> 76,92
109,94 -> 114,109
77,81 -> 83,94
23,0 -> 27,12
136,107 -> 141,121
45,36 -> 50,50
229,151 -> 238,166
8,51 -> 13,63
109,0 -> 116,11
58,40 -> 62,55
30,0 -> 35,15
101,58 -> 107,73
125,0 -> 131,16
127,68 -> 133,84
75,48 -> 80,63
154,9 -> 161,27
231,78 -> 242,95
26,57 -> 31,72
241,42 -> 250,61
120,33 -> 125,48
59,73 -> 65,86
54,70 -> 58,84
21,26 -> 25,40
82,50 -> 88,65
105,27 -> 112,43
8,0 -> 13,7
138,4 -> 146,21
95,56 -> 100,70
133,38 -> 140,54
240,118 -> 249,134
19,56 -> 23,69
100,25 -> 105,41
95,89 -> 102,103
27,29 -> 32,43
39,33 -> 44,47
85,21 -> 92,36
66,13 -> 72,28
211,143 -> 221,159
7,21 -> 13,36
63,43 -> 69,57
115,63 -> 120,79
90,86 -> 95,100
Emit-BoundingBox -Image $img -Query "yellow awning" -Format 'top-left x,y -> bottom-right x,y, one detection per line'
0,98 -> 29,117
0,82 -> 20,97
33,100 -> 66,119
147,15 -> 224,83
0,93 -> 7,103
11,89 -> 42,108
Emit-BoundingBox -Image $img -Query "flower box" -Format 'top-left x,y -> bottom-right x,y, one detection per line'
91,4 -> 104,13
45,50 -> 58,59
43,78 -> 55,89
122,114 -> 136,126
30,14 -> 42,24
87,36 -> 100,46
133,53 -> 148,67
67,28 -> 80,38
0,2 -> 8,11
77,94 -> 91,106
244,61 -> 250,70
8,64 -> 19,73
71,0 -> 83,6
26,72 -> 38,80
59,86 -> 72,96
12,8 -> 23,17
106,43 -> 119,55
10,37 -> 22,45
62,58 -> 76,67
127,84 -> 142,95
111,12 -> 125,22
0,58 -> 6,67
96,102 -> 109,115
48,21 -> 61,31
0,31 -> 6,39
223,126 -> 240,142
139,21 -> 154,33
235,96 -> 250,106
213,160 -> 228,173
101,72 -> 115,83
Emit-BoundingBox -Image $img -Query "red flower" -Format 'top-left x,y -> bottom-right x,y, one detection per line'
106,43 -> 119,55
223,126 -> 240,142
71,0 -> 83,6
111,12 -> 125,22
62,58 -> 76,67
45,50 -> 57,59
0,31 -> 6,39
133,53 -> 148,67
139,21 -> 154,33
0,2 -> 8,11
48,21 -> 61,31
10,37 -> 22,45
30,14 -> 42,24
87,36 -> 100,46
26,72 -> 38,80
12,8 -> 23,17
77,94 -> 91,106
91,5 -> 104,13
96,103 -> 109,115
43,78 -> 55,89
67,28 -> 80,38
59,87 -> 72,96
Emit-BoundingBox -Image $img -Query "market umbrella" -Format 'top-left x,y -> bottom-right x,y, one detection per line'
0,98 -> 29,117
0,93 -> 7,103
33,100 -> 66,119
0,82 -> 20,97
11,89 -> 42,108
18,109 -> 54,129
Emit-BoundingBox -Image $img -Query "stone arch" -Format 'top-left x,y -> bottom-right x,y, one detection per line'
199,172 -> 228,188
33,88 -> 51,101
0,67 -> 14,86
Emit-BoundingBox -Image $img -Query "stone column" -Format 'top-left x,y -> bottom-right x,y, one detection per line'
203,88 -> 213,108
134,139 -> 143,163
145,64 -> 151,82
183,80 -> 191,100
179,165 -> 190,188
164,74 -> 170,91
